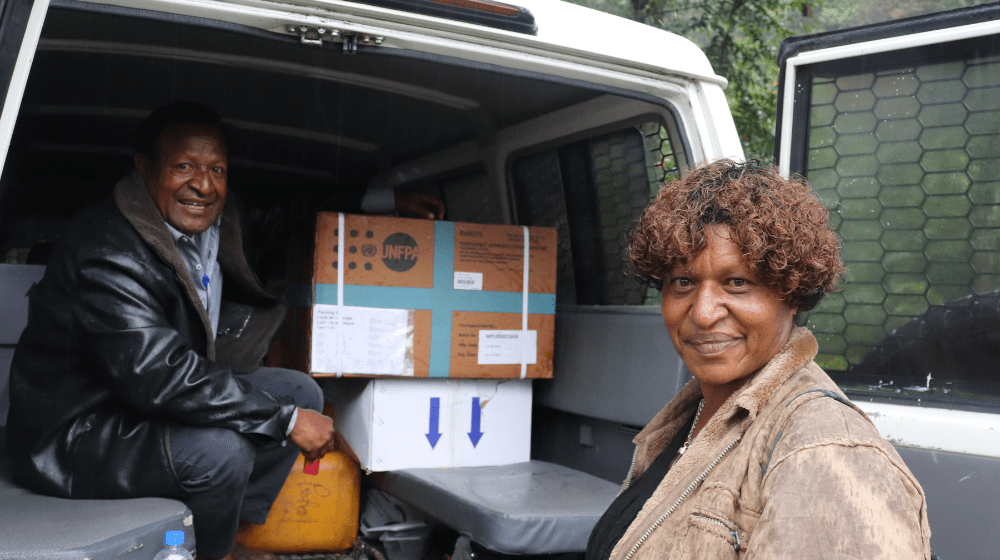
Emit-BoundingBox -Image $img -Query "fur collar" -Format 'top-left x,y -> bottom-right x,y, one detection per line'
630,326 -> 818,480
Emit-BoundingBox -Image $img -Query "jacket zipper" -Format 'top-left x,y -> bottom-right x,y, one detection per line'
622,446 -> 639,490
692,513 -> 742,552
622,436 -> 742,560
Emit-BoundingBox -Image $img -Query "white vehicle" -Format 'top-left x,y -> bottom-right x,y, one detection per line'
0,0 -> 993,559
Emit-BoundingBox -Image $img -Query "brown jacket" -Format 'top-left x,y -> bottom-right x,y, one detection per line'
609,327 -> 931,560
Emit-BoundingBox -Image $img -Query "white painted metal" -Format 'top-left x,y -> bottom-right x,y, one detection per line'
66,0 -> 734,163
778,62 -> 796,177
15,0 -> 744,202
85,0 -> 725,85
683,81 -> 711,163
790,17 -> 1000,67
697,81 -> 744,162
0,0 -> 51,182
858,401 -> 1000,459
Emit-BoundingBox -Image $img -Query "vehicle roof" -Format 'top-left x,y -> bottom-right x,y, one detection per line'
510,0 -> 721,83
96,0 -> 723,85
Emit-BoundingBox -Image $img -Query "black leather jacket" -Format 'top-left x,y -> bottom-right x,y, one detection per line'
5,172 -> 294,499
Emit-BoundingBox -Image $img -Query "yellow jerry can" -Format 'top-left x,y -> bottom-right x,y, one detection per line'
237,451 -> 360,553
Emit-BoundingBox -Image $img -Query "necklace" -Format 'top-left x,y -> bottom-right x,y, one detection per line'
676,399 -> 705,458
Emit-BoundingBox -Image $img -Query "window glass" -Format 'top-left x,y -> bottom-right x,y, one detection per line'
439,171 -> 503,225
511,120 -> 680,306
799,42 -> 1000,407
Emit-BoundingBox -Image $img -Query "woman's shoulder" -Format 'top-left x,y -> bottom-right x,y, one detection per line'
755,361 -> 886,449
763,366 -> 911,477
780,390 -> 886,449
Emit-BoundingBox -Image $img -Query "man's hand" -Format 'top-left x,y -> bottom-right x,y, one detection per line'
288,408 -> 337,463
395,190 -> 445,220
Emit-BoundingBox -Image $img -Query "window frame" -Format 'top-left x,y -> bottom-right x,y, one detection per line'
505,110 -> 684,307
0,0 -> 50,181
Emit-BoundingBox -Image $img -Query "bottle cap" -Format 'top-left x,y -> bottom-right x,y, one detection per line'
165,531 -> 185,546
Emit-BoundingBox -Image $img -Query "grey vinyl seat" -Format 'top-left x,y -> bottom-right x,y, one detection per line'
366,308 -> 688,557
0,264 -> 194,560
371,461 -> 620,555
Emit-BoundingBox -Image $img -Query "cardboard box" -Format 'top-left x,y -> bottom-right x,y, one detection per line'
272,213 -> 557,378
325,378 -> 532,471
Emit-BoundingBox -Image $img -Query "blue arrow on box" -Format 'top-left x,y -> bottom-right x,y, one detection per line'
468,397 -> 484,447
426,397 -> 442,449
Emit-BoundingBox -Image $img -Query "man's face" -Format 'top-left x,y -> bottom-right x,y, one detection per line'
136,123 -> 228,236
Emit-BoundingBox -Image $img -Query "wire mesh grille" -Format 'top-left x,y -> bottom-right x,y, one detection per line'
589,127 -> 672,305
512,150 -> 578,303
511,121 -> 680,306
638,122 -> 680,306
802,54 -> 1000,378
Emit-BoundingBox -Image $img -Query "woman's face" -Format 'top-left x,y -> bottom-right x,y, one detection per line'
661,224 -> 796,396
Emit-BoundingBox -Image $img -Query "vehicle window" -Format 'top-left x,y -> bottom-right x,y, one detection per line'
394,169 -> 504,226
794,38 -> 1000,408
511,121 -> 679,306
439,170 -> 504,225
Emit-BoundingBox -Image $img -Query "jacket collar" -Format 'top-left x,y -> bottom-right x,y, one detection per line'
112,170 -> 236,357
731,326 -> 818,422
630,326 -> 818,478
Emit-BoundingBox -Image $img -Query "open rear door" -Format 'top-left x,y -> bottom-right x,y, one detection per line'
775,5 -> 1000,560
0,0 -> 47,179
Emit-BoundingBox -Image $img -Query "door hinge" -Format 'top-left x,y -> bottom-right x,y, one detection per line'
285,25 -> 384,52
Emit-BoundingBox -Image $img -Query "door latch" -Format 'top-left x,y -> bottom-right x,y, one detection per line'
285,25 -> 384,52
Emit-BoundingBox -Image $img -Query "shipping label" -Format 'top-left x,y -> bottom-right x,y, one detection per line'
477,330 -> 538,365
310,304 -> 414,375
453,271 -> 483,291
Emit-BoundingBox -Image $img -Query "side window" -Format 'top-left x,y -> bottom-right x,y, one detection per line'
796,42 -> 1000,407
439,170 -> 504,225
511,120 -> 680,306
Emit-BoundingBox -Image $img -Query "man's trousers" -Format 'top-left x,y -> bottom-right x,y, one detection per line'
168,367 -> 323,559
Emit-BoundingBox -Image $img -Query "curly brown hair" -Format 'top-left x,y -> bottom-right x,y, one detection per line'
628,159 -> 844,311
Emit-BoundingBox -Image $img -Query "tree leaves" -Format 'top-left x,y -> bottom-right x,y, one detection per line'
636,0 -> 811,160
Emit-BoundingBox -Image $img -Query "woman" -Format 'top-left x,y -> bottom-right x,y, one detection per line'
587,160 -> 932,560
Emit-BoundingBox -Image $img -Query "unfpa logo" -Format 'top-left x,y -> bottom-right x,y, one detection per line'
382,233 -> 419,272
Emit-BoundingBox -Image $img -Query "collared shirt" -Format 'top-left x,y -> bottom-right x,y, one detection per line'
165,220 -> 222,336
165,217 -> 298,438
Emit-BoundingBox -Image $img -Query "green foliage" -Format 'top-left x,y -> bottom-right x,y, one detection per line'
809,0 -> 986,32
563,0 -> 992,159
635,0 -> 811,160
564,0 -> 813,160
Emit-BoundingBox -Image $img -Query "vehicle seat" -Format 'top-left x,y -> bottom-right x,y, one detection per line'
370,460 -> 619,555
0,263 -> 194,560
364,307 -> 684,556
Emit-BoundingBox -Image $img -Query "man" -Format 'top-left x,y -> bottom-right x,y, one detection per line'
5,102 -> 440,560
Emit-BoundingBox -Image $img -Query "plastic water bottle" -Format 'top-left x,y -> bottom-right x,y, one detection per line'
152,531 -> 194,560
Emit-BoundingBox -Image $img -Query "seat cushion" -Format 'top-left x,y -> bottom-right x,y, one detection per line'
0,443 -> 193,560
371,460 -> 620,554
1,263 -> 194,559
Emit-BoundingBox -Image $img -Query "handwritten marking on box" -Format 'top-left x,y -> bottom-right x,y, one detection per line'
453,271 -> 483,291
477,330 -> 537,365
311,304 -> 410,375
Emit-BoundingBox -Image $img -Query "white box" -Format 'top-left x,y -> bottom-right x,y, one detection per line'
325,378 -> 532,472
